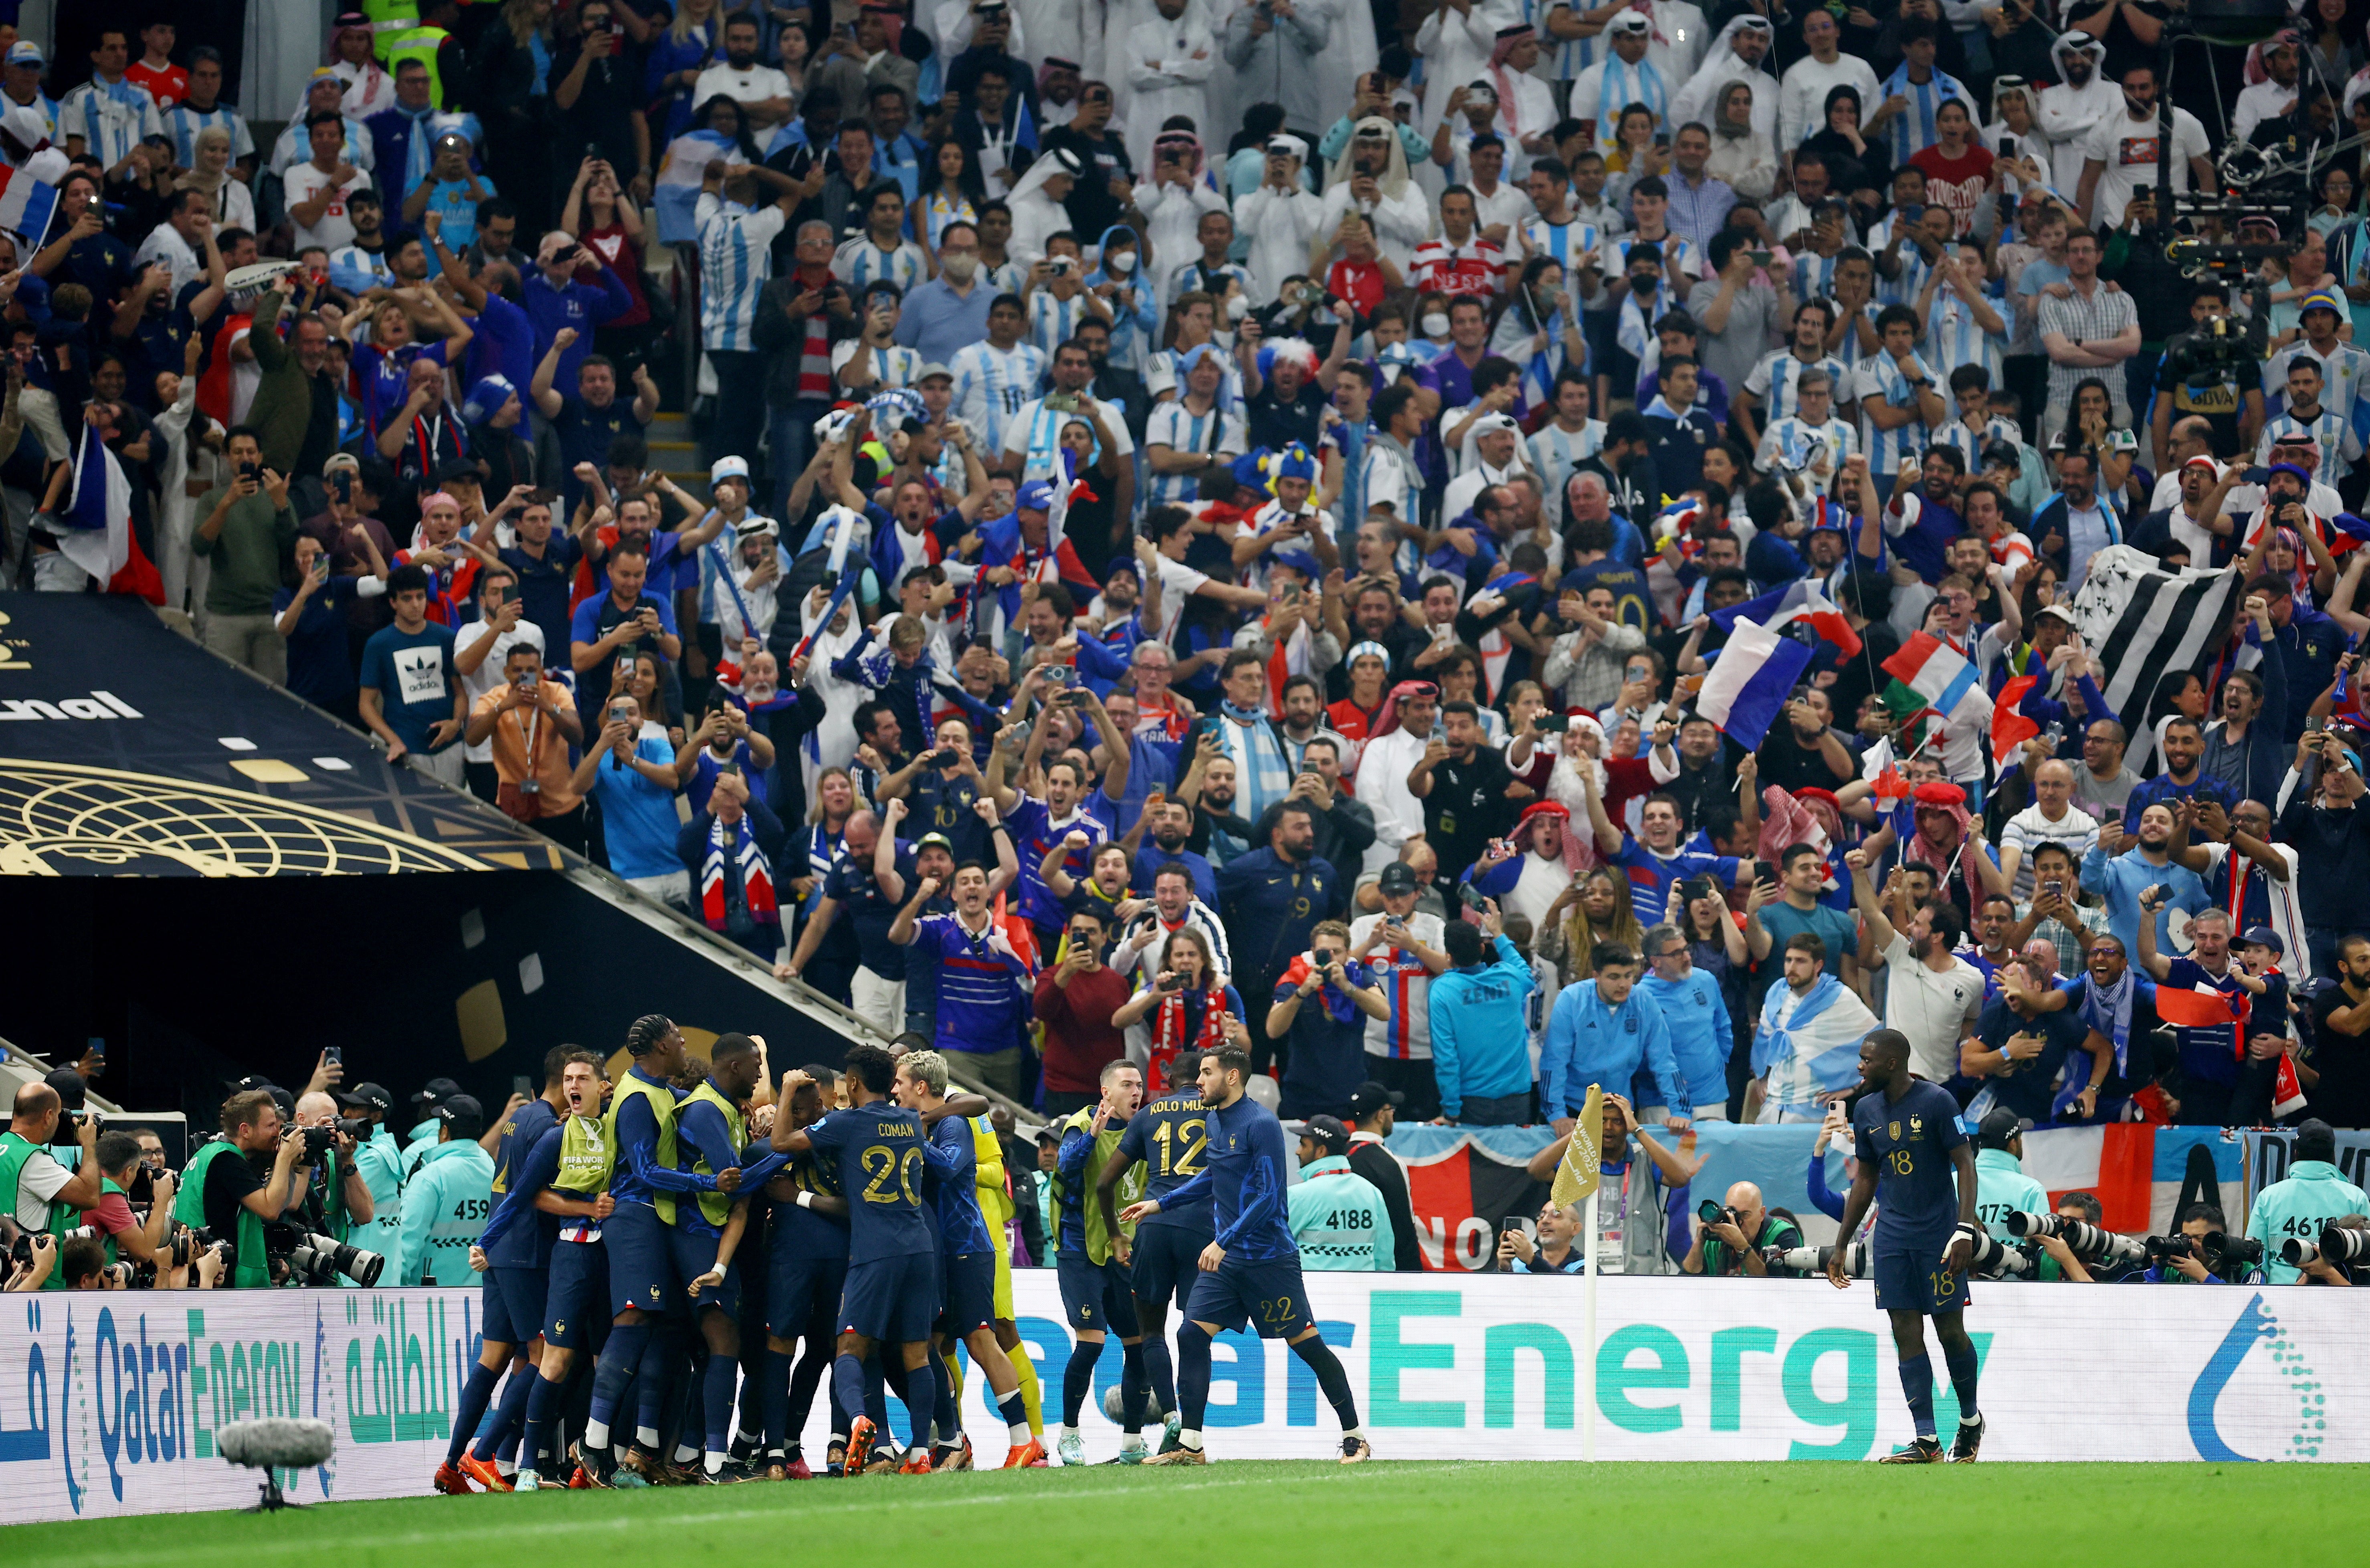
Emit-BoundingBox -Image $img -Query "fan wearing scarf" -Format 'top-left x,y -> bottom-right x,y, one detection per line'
1749,925 -> 1880,1122
1998,931 -> 2154,1122
1113,927 -> 1248,1091
679,769 -> 786,961
1571,13 -> 1670,150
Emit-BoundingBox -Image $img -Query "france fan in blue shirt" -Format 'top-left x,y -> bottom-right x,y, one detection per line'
772,1044 -> 940,1475
1119,1045 -> 1372,1465
1831,1028 -> 1986,1464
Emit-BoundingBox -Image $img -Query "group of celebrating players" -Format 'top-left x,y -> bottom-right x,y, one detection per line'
431,1019 -> 1368,1492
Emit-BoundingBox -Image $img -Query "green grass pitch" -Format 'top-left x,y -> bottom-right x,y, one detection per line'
7,1462 -> 2365,1568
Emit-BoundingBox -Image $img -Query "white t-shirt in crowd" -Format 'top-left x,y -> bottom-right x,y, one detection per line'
1879,931 -> 1986,1084
284,159 -> 366,252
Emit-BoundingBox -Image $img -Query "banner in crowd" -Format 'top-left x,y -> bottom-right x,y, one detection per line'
0,1287 -> 482,1522
7,1275 -> 2356,1522
2241,1129 -> 2370,1213
1386,1123 -> 2247,1265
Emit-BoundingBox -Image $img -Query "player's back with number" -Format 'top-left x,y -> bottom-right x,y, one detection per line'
1119,1091 -> 1215,1227
806,1103 -> 934,1263
1853,1079 -> 1968,1249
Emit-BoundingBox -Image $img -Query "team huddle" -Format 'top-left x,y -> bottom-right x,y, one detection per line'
432,1023 -> 1366,1491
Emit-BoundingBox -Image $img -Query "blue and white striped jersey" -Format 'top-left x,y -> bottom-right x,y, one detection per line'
1146,347 -> 1248,419
1931,413 -> 2021,473
2257,407 -> 2364,482
831,341 -> 927,389
58,78 -> 164,172
1026,288 -> 1097,358
166,100 -> 250,167
2265,339 -> 2370,434
1145,398 -> 1247,507
1537,0 -> 1597,79
1853,348 -> 1938,479
1877,64 -> 1972,167
1744,350 -> 1850,425
327,242 -> 397,298
695,194 -> 788,353
1523,217 -> 1602,273
832,237 -> 928,294
1004,394 -> 1133,482
1527,419 -> 1606,524
950,339 -> 1049,454
1790,249 -> 1842,305
1923,282 -> 2004,386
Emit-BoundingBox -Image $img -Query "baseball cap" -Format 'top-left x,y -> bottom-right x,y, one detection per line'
1297,1114 -> 1351,1154
434,1094 -> 487,1138
44,1067 -> 85,1110
228,1074 -> 279,1095
1016,478 -> 1057,513
5,42 -> 43,67
335,1082 -> 394,1115
461,374 -> 518,424
915,831 -> 955,854
2240,926 -> 2285,953
917,361 -> 955,384
2180,454 -> 2220,474
711,454 -> 751,485
412,1076 -> 464,1108
2034,602 -> 2076,626
1377,862 -> 1419,896
536,229 -> 581,266
1976,1106 -> 2022,1150
1033,1123 -> 1062,1145
1346,1081 -> 1404,1120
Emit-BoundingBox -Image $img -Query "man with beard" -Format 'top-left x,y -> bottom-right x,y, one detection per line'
1352,680 -> 1443,877
1217,799 -> 1344,1072
1845,852 -> 1986,1086
2081,800 -> 2208,957
1126,798 -> 1218,906
1289,736 -> 1375,894
1405,700 -> 1516,895
2025,446 -> 2119,595
2035,33 -> 2118,193
2126,714 -> 2242,819
2074,65 -> 2211,232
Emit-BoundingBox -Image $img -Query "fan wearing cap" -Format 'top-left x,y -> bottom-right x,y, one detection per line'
1281,1114 -> 1395,1270
1238,135 -> 1325,307
2265,287 -> 2370,435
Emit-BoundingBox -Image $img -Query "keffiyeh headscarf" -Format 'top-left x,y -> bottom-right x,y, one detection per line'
1324,115 -> 1413,201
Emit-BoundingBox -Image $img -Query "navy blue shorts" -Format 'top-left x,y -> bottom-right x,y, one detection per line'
936,1250 -> 996,1338
838,1251 -> 936,1344
668,1225 -> 740,1316
765,1215 -> 849,1338
604,1200 -> 679,1315
1129,1223 -> 1210,1314
544,1239 -> 607,1348
1871,1241 -> 1972,1315
482,1265 -> 548,1346
1184,1253 -> 1312,1339
1055,1250 -> 1139,1336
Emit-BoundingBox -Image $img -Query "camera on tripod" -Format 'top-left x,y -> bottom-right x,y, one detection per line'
2004,1210 -> 2149,1265
263,1221 -> 386,1287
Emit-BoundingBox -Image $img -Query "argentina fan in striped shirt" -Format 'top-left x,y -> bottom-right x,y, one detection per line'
1870,20 -> 1969,168
951,295 -> 1051,456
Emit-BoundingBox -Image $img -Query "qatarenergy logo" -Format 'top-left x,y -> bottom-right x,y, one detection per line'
2188,1294 -> 2323,1461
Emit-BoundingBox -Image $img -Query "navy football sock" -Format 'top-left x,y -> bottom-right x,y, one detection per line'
901,1357 -> 935,1452
1119,1340 -> 1148,1434
930,1346 -> 960,1447
1942,1339 -> 1980,1422
704,1343 -> 739,1459
1063,1339 -> 1099,1427
448,1360 -> 502,1463
525,1372 -> 568,1474
760,1348 -> 795,1454
585,1322 -> 649,1447
472,1361 -> 533,1463
637,1327 -> 685,1447
831,1352 -> 868,1435
1140,1336 -> 1175,1414
1899,1353 -> 1938,1439
792,1342 -> 834,1442
1289,1335 -> 1360,1432
1175,1323 -> 1212,1433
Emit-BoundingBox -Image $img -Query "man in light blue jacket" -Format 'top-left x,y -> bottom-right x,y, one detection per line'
1541,937 -> 1687,1132
1426,909 -> 1539,1125
1637,925 -> 1732,1120
396,1096 -> 497,1287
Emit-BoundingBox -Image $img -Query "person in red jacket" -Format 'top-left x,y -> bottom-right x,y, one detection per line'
1035,905 -> 1135,1116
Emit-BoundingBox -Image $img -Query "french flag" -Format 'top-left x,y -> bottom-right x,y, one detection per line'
2018,1124 -> 2243,1235
1711,579 -> 1862,658
0,161 -> 59,244
1882,632 -> 1987,725
53,416 -> 162,602
1697,614 -> 1813,749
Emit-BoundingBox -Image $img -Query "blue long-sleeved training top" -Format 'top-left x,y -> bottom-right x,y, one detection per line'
1156,1094 -> 1295,1261
675,1089 -> 792,1237
610,1066 -> 715,1210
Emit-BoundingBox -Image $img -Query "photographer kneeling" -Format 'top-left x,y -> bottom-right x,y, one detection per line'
174,1090 -> 311,1287
1682,1181 -> 1803,1277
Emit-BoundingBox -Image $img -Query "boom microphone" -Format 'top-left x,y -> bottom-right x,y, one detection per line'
216,1417 -> 334,1511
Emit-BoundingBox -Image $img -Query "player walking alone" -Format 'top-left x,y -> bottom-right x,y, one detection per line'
1827,1028 -> 1986,1462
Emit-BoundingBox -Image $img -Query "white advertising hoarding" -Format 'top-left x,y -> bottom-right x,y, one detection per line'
1,1276 -> 2352,1522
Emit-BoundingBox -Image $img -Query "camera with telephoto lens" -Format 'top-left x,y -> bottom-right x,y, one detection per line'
2318,1223 -> 2370,1266
264,1221 -> 386,1287
1964,1229 -> 2038,1278
1762,1241 -> 1873,1277
2206,1232 -> 2264,1271
299,1125 -> 339,1160
2006,1210 -> 2148,1264
2146,1233 -> 2196,1263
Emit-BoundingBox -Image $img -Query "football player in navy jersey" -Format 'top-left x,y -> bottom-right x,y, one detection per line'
1098,1050 -> 1214,1456
1829,1028 -> 1987,1463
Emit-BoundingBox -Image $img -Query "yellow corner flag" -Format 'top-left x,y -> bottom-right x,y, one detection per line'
1549,1085 -> 1604,1209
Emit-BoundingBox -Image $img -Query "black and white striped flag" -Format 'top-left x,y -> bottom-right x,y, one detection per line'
2069,545 -> 2246,766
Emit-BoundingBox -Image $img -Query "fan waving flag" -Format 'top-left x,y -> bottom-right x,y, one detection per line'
52,415 -> 163,602
1992,672 -> 2041,763
2069,547 -> 2246,767
1709,579 -> 1862,658
0,161 -> 59,244
1697,616 -> 1814,749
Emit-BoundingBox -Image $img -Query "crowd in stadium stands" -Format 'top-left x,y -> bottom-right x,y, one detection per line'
13,2 -> 2370,1213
